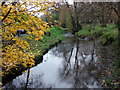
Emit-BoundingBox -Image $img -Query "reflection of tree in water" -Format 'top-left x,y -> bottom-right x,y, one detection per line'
59,38 -> 102,88
51,37 -> 76,57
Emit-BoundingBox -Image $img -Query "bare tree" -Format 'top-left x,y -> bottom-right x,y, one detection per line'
64,0 -> 83,34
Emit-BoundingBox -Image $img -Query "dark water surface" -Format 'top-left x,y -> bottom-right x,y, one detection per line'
4,34 -> 103,88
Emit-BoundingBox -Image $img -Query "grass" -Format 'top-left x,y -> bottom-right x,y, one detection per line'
22,26 -> 65,63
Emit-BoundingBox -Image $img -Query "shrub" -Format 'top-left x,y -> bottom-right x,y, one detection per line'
76,24 -> 118,45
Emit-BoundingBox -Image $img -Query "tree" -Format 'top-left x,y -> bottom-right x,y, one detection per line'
58,4 -> 73,30
59,1 -> 94,34
1,1 -> 57,76
64,1 -> 82,34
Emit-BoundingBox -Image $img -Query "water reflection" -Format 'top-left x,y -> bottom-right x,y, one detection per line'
3,36 -> 102,88
59,37 -> 102,88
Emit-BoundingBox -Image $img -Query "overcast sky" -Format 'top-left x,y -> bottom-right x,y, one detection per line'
67,0 -> 73,4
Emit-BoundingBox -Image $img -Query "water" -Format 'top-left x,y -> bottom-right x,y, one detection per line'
3,35 -> 103,88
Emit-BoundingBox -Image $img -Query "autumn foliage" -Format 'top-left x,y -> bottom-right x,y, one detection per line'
1,1 -> 56,75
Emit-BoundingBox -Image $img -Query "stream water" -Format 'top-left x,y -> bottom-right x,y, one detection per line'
3,34 -> 103,88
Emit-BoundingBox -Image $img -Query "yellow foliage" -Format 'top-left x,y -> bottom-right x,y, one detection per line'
1,1 -> 57,75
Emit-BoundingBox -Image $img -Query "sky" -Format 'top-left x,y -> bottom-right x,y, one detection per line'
68,0 -> 73,4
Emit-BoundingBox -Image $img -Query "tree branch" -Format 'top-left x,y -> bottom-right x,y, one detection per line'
1,7 -> 12,22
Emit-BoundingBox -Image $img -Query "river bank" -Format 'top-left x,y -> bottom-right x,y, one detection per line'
76,24 -> 120,88
98,39 -> 120,88
2,27 -> 65,85
3,35 -> 104,88
2,25 -> 119,88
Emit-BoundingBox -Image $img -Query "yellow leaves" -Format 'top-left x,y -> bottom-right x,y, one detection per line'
0,16 -> 3,20
32,30 -> 44,41
38,31 -> 44,35
21,52 -> 35,67
15,39 -> 30,50
27,31 -> 31,34
35,38 -> 39,41
39,37 -> 43,39
1,1 -> 55,76
32,30 -> 44,36
1,6 -> 9,15
25,21 -> 29,25
2,32 -> 13,40
2,44 -> 35,72
35,37 -> 43,41
23,40 -> 29,47
4,18 -> 12,23
31,27 -> 36,31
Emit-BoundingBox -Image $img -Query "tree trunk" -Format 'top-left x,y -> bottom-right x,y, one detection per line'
101,3 -> 106,27
25,68 -> 30,89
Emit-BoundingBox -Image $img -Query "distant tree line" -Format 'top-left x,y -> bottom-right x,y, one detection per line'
41,1 -> 119,34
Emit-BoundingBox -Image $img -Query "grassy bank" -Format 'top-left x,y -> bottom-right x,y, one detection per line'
2,26 -> 65,85
76,24 -> 118,45
23,26 -> 65,64
76,24 -> 119,88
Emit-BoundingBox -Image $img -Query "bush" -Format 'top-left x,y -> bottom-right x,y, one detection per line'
76,24 -> 118,45
76,25 -> 92,36
101,24 -> 118,45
